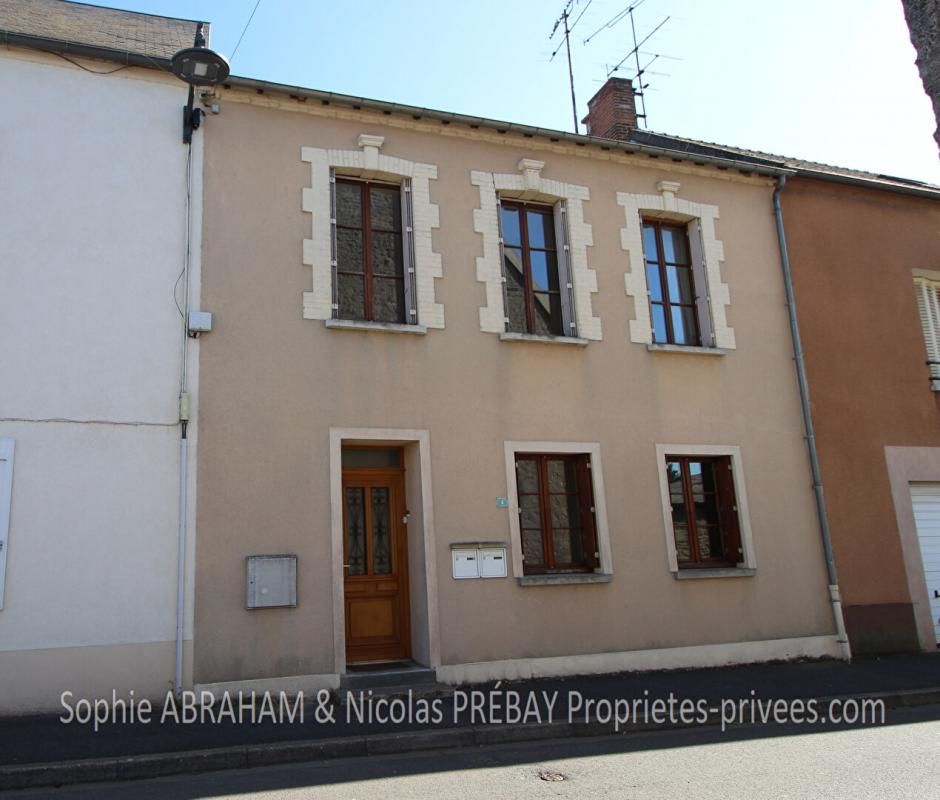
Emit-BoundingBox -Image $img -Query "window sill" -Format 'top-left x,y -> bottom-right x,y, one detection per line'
499,332 -> 589,347
325,319 -> 427,335
673,567 -> 756,580
517,573 -> 612,586
647,344 -> 729,356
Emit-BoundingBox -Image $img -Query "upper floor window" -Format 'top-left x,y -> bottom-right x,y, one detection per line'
618,184 -> 735,350
643,220 -> 700,346
335,179 -> 409,324
302,136 -> 443,329
500,201 -> 566,337
914,276 -> 940,391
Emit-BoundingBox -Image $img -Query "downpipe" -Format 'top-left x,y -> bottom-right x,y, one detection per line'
174,132 -> 197,696
175,418 -> 188,696
772,175 -> 852,662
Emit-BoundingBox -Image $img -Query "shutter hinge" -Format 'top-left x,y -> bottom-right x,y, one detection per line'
594,551 -> 600,559
585,462 -> 592,469
404,185 -> 411,193
410,310 -> 418,317
590,506 -> 596,513
330,217 -> 336,225
331,303 -> 339,310
406,226 -> 413,233
560,206 -> 567,214
331,259 -> 338,267
563,244 -> 570,251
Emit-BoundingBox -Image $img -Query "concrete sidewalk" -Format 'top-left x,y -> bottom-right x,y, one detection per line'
2,653 -> 938,791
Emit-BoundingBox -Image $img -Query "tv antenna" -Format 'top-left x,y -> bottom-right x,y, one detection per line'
583,0 -> 675,128
549,0 -> 593,134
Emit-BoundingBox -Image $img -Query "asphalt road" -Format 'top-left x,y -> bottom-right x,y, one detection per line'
5,705 -> 940,799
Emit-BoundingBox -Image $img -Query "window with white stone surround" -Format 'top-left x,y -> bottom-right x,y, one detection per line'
301,135 -> 443,331
914,272 -> 940,390
473,159 -> 601,342
619,181 -> 735,351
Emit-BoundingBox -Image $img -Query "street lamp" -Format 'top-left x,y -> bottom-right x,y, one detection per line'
170,24 -> 230,144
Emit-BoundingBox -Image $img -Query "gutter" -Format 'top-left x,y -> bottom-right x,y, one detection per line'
220,75 -> 790,178
0,30 -> 174,72
772,175 -> 852,662
4,31 -> 938,199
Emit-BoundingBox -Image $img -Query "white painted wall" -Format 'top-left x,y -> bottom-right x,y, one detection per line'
0,50 -> 200,666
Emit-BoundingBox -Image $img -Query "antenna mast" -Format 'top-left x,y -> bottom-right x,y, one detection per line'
583,0 -> 675,129
550,0 -> 592,134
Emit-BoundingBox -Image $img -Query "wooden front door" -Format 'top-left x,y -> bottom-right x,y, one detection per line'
342,466 -> 410,663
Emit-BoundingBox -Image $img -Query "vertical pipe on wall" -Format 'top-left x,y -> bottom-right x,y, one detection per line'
174,135 -> 195,697
772,175 -> 852,661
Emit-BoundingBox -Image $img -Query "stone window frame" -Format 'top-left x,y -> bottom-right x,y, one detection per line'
301,135 -> 444,330
473,159 -> 601,342
654,443 -> 757,579
503,440 -> 613,586
619,181 -> 735,351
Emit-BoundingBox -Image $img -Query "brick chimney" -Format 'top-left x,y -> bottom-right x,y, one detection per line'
581,77 -> 638,141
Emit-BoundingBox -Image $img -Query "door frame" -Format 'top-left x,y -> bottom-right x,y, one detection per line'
342,463 -> 411,663
329,428 -> 440,674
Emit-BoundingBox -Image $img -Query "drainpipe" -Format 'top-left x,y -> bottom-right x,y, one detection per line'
772,175 -> 852,662
174,139 -> 196,697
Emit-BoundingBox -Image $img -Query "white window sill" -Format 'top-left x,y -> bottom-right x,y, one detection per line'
647,344 -> 729,356
499,332 -> 589,347
931,379 -> 940,392
517,573 -> 612,586
672,567 -> 756,580
325,319 -> 427,335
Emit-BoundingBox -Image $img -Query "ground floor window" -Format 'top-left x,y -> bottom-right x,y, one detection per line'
514,453 -> 598,574
665,454 -> 742,568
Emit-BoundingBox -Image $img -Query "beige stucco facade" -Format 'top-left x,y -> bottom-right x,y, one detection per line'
193,90 -> 839,689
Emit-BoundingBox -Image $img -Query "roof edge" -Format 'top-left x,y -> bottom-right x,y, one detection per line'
221,74 -> 791,179
1,29 -> 176,71
3,32 -> 938,200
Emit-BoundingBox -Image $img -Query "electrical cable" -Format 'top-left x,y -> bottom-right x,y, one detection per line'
230,0 -> 263,62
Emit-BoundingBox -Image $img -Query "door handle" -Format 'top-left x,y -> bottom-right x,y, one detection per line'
343,564 -> 351,569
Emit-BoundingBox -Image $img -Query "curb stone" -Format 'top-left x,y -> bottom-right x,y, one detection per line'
2,687 -> 939,791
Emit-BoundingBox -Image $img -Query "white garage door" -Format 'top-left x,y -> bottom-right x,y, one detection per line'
911,484 -> 940,645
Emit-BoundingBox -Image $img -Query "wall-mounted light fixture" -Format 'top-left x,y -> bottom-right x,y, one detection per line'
170,23 -> 230,144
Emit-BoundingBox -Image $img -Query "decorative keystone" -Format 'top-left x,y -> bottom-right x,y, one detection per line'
656,180 -> 681,201
518,159 -> 546,192
357,134 -> 385,150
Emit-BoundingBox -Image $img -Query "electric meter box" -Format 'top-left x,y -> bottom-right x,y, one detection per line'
246,554 -> 297,608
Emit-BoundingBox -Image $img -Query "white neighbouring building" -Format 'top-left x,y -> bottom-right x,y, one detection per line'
0,0 -> 207,713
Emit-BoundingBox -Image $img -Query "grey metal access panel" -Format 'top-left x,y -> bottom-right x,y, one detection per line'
246,554 -> 297,609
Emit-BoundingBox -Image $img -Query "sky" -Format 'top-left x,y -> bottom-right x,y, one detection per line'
90,0 -> 938,183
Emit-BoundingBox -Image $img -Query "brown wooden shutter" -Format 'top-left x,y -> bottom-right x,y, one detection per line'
716,456 -> 742,564
577,454 -> 599,570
